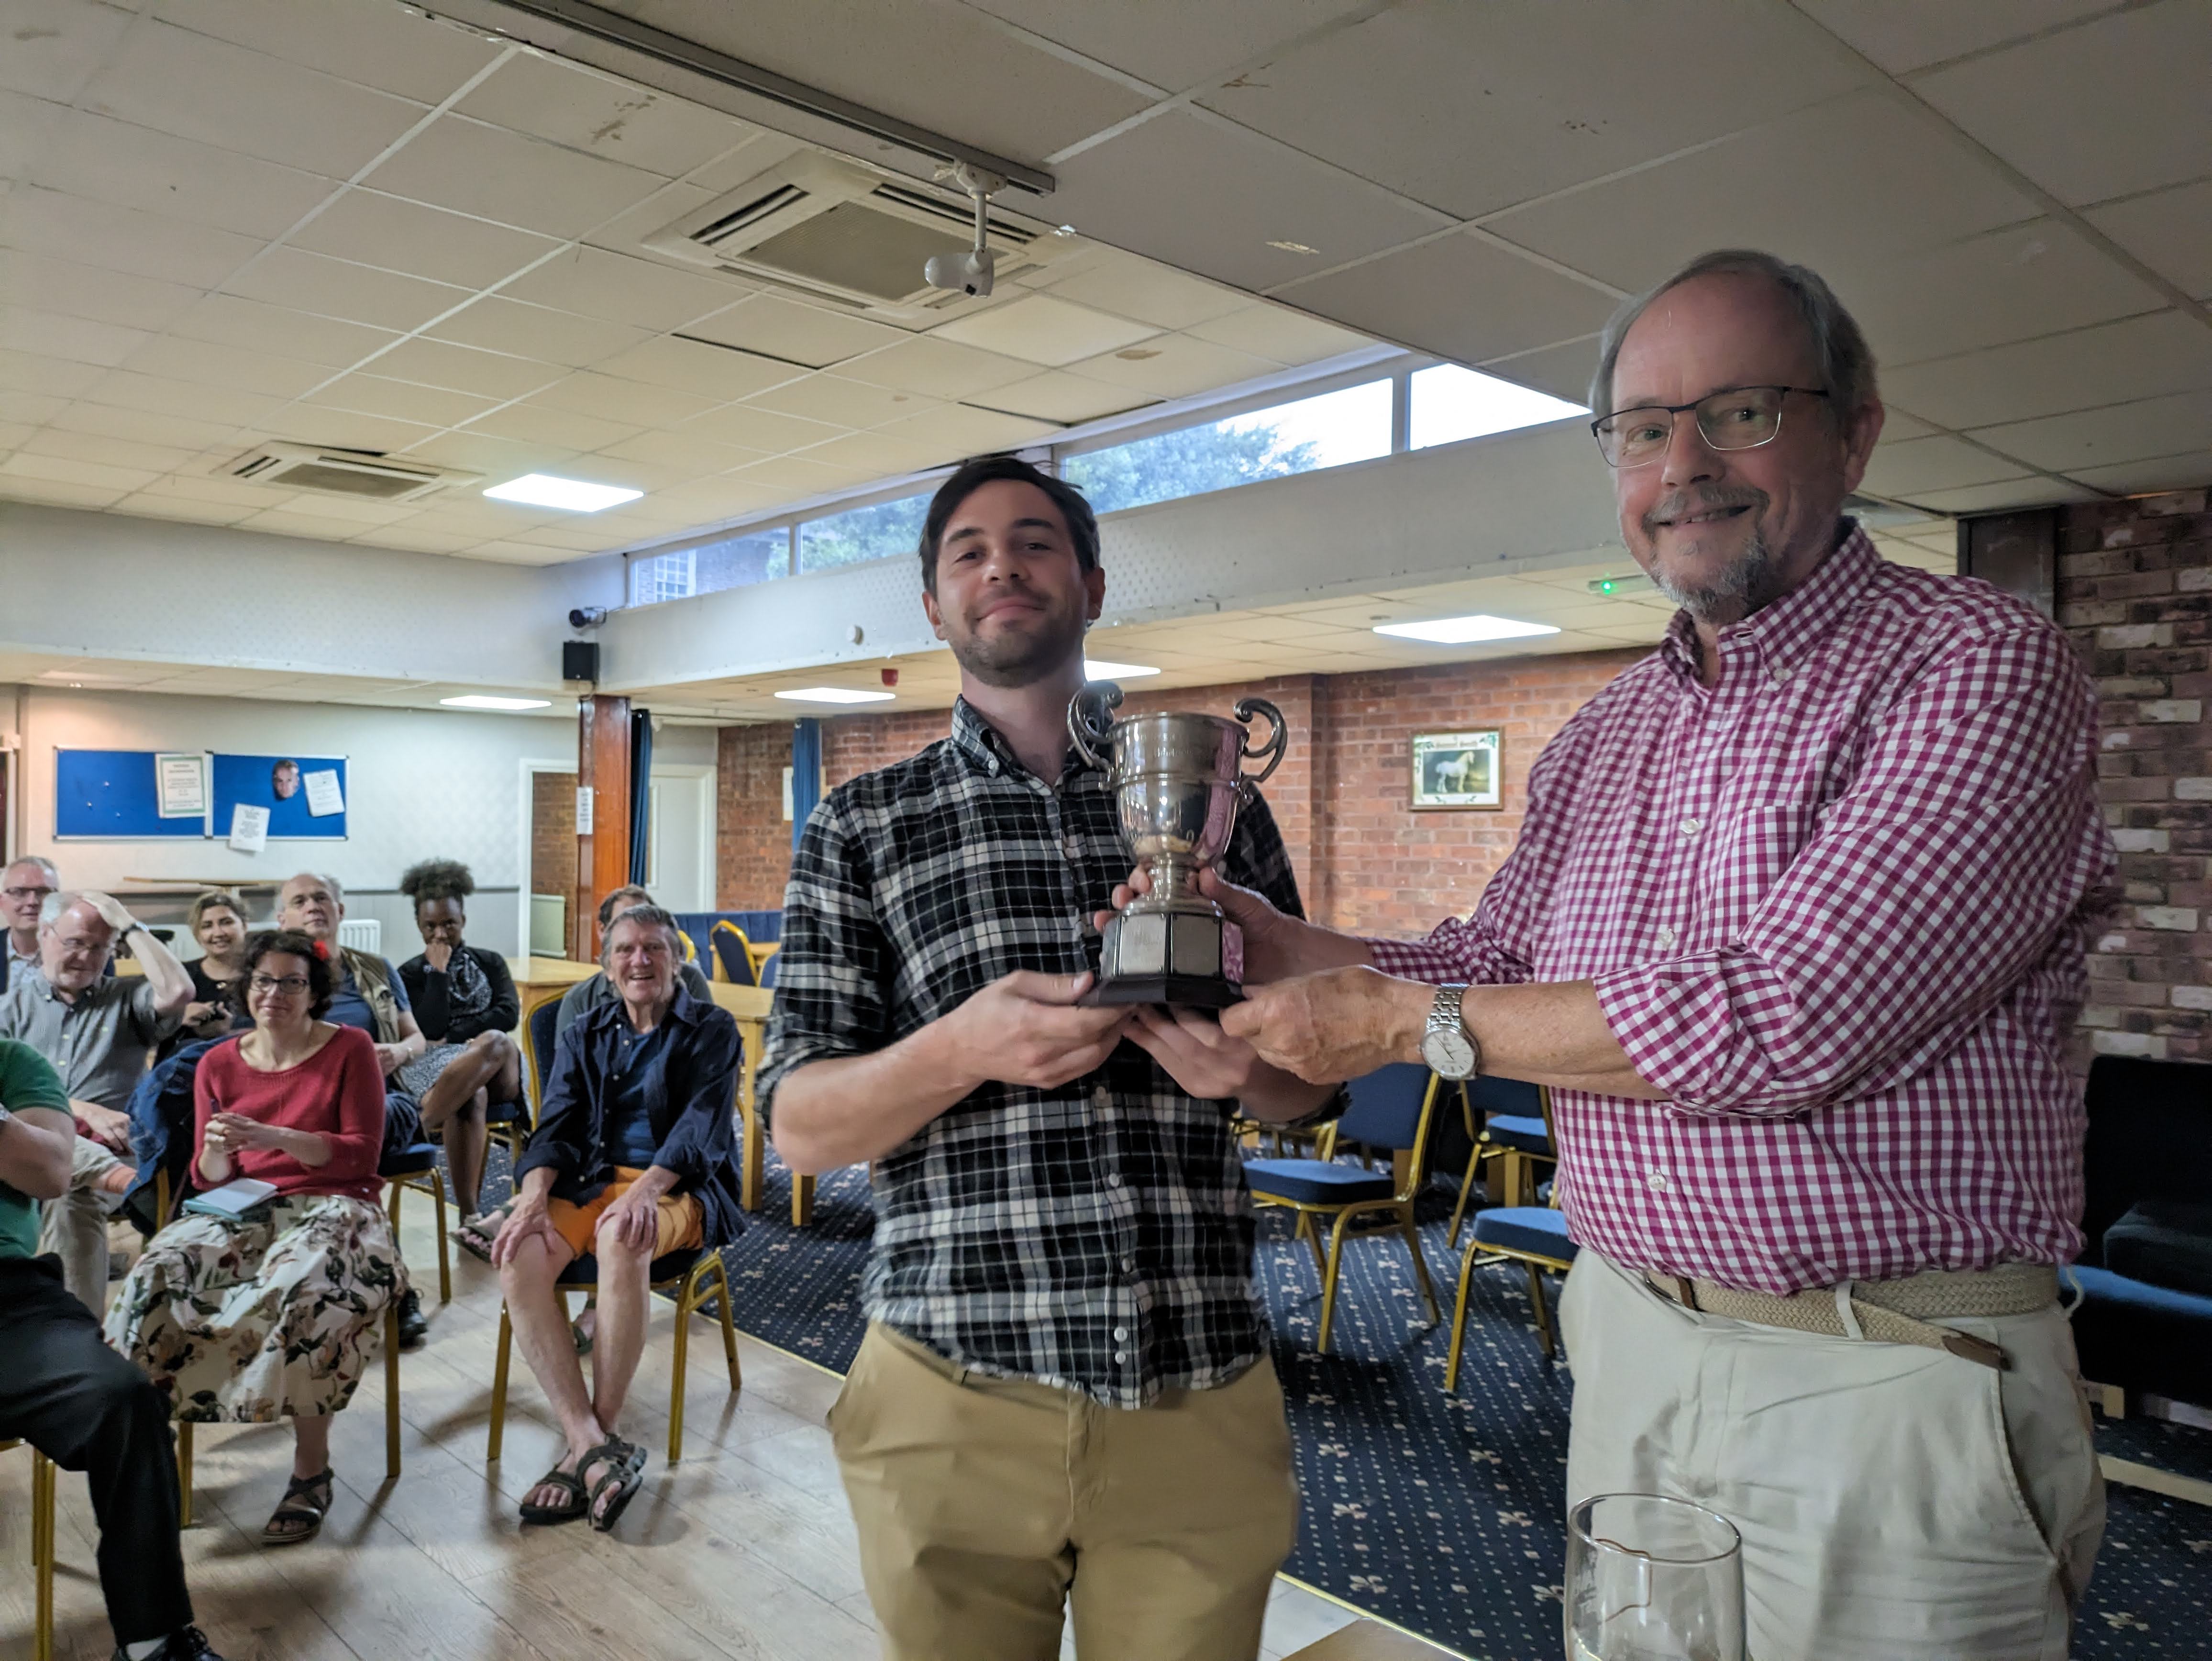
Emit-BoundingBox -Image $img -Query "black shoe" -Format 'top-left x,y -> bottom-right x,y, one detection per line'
115,1625 -> 226,1661
395,1288 -> 428,1350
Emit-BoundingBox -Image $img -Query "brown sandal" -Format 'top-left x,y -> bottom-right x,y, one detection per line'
262,1469 -> 333,1546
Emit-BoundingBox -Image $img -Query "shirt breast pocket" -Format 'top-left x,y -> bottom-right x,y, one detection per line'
1699,803 -> 1824,930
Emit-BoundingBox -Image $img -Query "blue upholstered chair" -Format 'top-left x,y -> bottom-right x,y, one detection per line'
521,990 -> 563,1112
1445,1074 -> 1549,1246
709,920 -> 760,986
383,1138 -> 451,1304
1446,1088 -> 1577,1383
1245,1063 -> 1456,1353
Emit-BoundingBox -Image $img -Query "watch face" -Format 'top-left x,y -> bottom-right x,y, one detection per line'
1422,1026 -> 1476,1078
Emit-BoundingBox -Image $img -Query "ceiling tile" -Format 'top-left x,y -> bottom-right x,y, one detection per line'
44,402 -> 239,452
398,430 -> 580,478
0,185 -> 262,288
108,490 -> 252,525
1280,233 -> 1617,365
877,401 -> 1056,454
1068,335 -> 1285,399
290,190 -> 562,290
367,337 -> 564,403
2066,450 -> 2212,496
262,406 -> 441,453
838,335 -> 1038,399
1198,1 -> 1867,220
497,245 -> 746,333
236,506 -> 400,540
1475,335 -> 1601,406
302,373 -> 498,428
166,294 -> 400,367
0,450 -> 160,492
0,391 -> 71,426
531,370 -> 720,427
426,297 -> 651,367
361,115 -> 668,242
453,52 -> 751,179
121,334 -> 330,398
594,429 -> 769,473
17,427 -> 197,475
1043,256 -> 1248,331
1911,480 -> 2100,515
683,293 -> 906,368
1485,90 -> 2037,291
1183,303 -> 1375,367
221,247 -> 472,332
1881,310 -> 2212,429
932,293 -> 1160,367
743,373 -> 939,428
1968,392 -> 2212,475
733,454 -> 876,495
0,0 -> 133,102
0,248 -> 207,333
2,307 -> 151,368
1790,0 -> 2113,76
791,429 -> 955,478
592,334 -> 805,401
1858,433 -> 2039,498
0,86 -> 66,183
125,471 -> 291,508
463,401 -> 646,454
30,107 -> 334,239
0,476 -> 125,509
960,0 -> 1367,88
980,369 -> 1155,423
0,351 -> 111,399
673,402 -> 842,454
1911,3 -> 2212,205
2087,179 -> 2212,302
152,0 -> 503,103
1045,108 -> 1450,293
81,19 -> 421,180
262,490 -> 422,525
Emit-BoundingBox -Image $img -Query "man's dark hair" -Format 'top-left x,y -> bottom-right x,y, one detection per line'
918,454 -> 1098,595
243,929 -> 335,1019
597,885 -> 651,929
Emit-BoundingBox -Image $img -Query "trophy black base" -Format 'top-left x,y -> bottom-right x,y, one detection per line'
1079,974 -> 1245,1009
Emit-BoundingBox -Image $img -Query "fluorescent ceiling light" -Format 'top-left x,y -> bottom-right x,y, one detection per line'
484,474 -> 643,513
1373,614 -> 1561,645
1084,658 -> 1161,680
775,687 -> 896,705
440,694 -> 553,711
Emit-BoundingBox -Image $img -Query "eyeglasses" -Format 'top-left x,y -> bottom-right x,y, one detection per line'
248,974 -> 312,995
1592,385 -> 1829,468
3,886 -> 55,901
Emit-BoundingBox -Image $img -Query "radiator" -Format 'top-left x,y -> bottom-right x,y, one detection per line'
336,919 -> 381,953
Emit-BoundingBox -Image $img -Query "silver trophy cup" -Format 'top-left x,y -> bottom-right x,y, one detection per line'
1069,682 -> 1287,1007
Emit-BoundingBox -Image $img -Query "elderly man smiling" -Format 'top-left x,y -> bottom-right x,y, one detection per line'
1179,251 -> 2114,1660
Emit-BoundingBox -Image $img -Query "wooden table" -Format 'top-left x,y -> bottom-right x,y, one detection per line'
508,954 -> 599,999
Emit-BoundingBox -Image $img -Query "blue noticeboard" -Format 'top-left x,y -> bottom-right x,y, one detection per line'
210,753 -> 348,841
55,750 -> 209,840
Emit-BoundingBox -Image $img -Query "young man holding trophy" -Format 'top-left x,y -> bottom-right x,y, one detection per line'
760,455 -> 1337,1661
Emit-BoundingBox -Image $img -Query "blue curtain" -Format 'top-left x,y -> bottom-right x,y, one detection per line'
791,718 -> 822,850
628,708 -> 653,887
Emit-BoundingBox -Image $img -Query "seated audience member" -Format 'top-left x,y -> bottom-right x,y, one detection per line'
491,904 -> 741,1532
1,856 -> 60,993
161,891 -> 252,1061
553,886 -> 714,1039
275,871 -> 431,1343
0,890 -> 192,1308
395,860 -> 521,1229
108,930 -> 405,1548
0,1037 -> 222,1661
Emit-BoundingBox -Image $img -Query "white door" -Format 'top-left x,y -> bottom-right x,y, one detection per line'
646,768 -> 713,913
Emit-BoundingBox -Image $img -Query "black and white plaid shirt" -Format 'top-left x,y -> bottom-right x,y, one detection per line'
757,696 -> 1307,1407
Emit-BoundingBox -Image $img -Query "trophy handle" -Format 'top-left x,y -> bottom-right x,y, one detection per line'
1068,680 -> 1123,770
1233,697 -> 1287,788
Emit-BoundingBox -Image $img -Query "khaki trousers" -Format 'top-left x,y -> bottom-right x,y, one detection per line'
1559,1249 -> 2105,1661
829,1324 -> 1299,1661
39,1134 -> 125,1312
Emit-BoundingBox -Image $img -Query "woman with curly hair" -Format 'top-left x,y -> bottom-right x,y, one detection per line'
395,859 -> 520,1233
107,930 -> 405,1546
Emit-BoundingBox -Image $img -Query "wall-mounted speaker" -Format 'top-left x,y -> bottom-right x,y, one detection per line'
563,641 -> 600,684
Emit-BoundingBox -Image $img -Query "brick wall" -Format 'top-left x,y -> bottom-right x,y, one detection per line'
530,770 -> 576,899
2061,488 -> 2212,1061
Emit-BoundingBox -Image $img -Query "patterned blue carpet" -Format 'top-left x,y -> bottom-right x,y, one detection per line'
465,1145 -> 2212,1659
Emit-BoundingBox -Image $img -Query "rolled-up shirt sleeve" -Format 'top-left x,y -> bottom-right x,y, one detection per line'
1595,628 -> 2111,1116
755,794 -> 891,1124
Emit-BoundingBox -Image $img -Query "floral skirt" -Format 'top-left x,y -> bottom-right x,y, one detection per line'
105,1193 -> 408,1422
396,1041 -> 468,1100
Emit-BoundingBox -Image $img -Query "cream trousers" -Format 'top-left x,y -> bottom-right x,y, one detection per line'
1559,1248 -> 2104,1661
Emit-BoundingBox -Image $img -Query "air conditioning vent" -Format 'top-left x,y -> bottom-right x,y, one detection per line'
218,443 -> 479,503
644,153 -> 1067,327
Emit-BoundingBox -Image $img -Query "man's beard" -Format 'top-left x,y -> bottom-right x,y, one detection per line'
1641,485 -> 1785,625
948,600 -> 1087,689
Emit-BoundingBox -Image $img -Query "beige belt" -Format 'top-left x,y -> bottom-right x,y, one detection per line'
1642,1263 -> 2059,1370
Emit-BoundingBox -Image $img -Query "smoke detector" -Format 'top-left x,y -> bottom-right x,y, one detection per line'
219,443 -> 478,503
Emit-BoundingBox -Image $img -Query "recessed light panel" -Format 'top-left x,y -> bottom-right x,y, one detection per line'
774,687 -> 896,705
440,694 -> 553,710
1373,615 -> 1561,645
1083,659 -> 1161,680
484,474 -> 643,512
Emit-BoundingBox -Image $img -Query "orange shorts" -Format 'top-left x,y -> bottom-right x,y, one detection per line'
545,1167 -> 704,1260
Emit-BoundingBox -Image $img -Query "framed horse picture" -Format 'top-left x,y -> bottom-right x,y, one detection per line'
1410,729 -> 1503,810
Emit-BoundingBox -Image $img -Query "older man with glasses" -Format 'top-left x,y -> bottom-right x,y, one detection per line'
2,857 -> 61,993
0,891 -> 194,1309
1186,249 -> 2113,1660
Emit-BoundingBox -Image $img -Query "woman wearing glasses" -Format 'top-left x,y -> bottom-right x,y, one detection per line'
107,930 -> 406,1548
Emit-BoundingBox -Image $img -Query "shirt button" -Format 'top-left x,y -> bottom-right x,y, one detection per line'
1062,836 -> 1081,859
1771,665 -> 1793,685
1105,1172 -> 1123,1189
1091,1086 -> 1108,1108
1113,1351 -> 1127,1364
1655,925 -> 1677,951
1678,816 -> 1701,837
1113,1326 -> 1128,1340
1648,1170 -> 1671,1194
1120,1255 -> 1136,1274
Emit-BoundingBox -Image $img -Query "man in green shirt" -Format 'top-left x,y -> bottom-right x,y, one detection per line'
0,1040 -> 220,1661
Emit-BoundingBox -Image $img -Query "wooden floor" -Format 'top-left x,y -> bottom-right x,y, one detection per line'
0,1204 -> 1368,1661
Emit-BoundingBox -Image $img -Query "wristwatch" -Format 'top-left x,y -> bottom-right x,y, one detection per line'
1419,984 -> 1480,1080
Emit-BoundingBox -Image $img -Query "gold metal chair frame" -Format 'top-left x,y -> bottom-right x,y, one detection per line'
487,1251 -> 741,1466
1446,1085 -> 1556,1248
708,920 -> 778,986
387,1156 -> 452,1305
2,1440 -> 55,1661
1250,1074 -> 1460,1353
1445,1088 -> 1568,1388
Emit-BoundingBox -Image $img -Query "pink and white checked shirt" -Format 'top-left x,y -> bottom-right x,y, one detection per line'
1371,528 -> 2116,1295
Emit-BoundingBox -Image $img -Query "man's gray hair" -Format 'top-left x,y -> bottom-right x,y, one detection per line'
602,902 -> 684,962
1589,248 -> 1878,422
6,856 -> 60,886
282,871 -> 344,907
37,890 -> 94,931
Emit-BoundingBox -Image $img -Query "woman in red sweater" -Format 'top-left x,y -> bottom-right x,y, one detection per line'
108,930 -> 407,1546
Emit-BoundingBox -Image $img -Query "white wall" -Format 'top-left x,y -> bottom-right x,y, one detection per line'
17,688 -> 576,959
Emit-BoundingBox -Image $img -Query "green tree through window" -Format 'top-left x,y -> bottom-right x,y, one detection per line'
799,494 -> 929,573
1064,417 -> 1320,515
